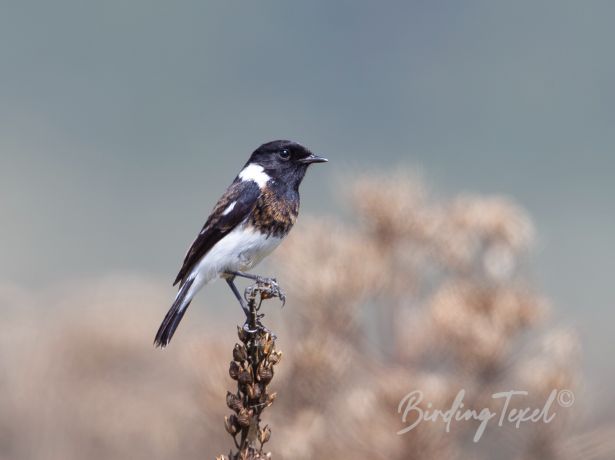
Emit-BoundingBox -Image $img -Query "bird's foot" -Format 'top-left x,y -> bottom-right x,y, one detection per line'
239,275 -> 284,339
248,276 -> 286,307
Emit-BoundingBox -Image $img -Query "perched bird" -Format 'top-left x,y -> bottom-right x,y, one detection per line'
154,140 -> 327,347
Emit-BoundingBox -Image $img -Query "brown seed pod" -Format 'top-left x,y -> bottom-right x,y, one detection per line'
237,325 -> 248,343
262,335 -> 273,355
246,383 -> 262,400
233,343 -> 248,362
224,415 -> 239,435
226,391 -> 243,412
268,351 -> 282,365
257,362 -> 274,384
238,368 -> 254,385
258,425 -> 271,445
236,408 -> 252,427
229,361 -> 240,380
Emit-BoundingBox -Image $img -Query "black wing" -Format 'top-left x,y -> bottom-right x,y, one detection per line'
173,179 -> 261,286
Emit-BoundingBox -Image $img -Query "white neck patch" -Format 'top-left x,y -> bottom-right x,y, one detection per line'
238,163 -> 270,188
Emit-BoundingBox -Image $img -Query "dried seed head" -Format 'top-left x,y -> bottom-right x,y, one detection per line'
221,286 -> 284,459
229,361 -> 240,380
233,343 -> 248,362
226,391 -> 243,412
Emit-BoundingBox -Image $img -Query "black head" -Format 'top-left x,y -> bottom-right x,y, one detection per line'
246,140 -> 327,189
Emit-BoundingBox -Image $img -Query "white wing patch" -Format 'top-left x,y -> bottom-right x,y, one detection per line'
222,201 -> 236,216
238,163 -> 270,188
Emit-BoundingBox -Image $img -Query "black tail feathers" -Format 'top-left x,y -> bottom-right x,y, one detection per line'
154,278 -> 194,348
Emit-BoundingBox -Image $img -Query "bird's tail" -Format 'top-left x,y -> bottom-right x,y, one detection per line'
154,278 -> 195,348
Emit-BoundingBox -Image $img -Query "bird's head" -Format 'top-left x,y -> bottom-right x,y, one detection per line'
245,140 -> 327,189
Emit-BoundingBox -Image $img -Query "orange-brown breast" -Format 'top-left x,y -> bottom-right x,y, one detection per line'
248,187 -> 298,238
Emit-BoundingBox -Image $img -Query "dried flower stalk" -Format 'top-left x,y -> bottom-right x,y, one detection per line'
217,279 -> 283,460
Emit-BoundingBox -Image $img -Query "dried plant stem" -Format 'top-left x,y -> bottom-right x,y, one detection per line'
218,279 -> 283,460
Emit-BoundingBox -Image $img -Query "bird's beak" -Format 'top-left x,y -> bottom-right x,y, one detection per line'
299,153 -> 328,164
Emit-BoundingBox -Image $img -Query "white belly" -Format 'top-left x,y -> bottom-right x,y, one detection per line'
189,224 -> 282,287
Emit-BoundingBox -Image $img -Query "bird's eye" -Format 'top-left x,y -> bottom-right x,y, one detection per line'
279,149 -> 291,160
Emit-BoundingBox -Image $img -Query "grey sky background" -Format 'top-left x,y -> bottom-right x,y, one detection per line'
1,1 -> 614,409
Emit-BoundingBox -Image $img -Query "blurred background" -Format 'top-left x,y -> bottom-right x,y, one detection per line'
1,1 -> 614,459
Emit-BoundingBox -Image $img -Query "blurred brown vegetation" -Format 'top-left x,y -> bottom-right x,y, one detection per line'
0,172 -> 612,460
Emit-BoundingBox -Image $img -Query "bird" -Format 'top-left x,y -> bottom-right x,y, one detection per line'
154,140 -> 327,347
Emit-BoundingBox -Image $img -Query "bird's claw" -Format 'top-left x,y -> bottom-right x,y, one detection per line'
240,276 -> 285,338
245,276 -> 286,307
278,290 -> 286,307
263,278 -> 286,307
